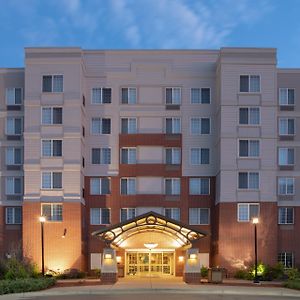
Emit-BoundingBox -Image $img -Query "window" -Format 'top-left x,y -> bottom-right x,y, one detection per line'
6,207 -> 22,224
165,148 -> 181,165
164,208 -> 180,221
91,118 -> 111,134
120,208 -> 136,222
278,148 -> 294,166
279,88 -> 295,106
238,172 -> 259,189
240,75 -> 260,93
165,178 -> 180,195
121,178 -> 136,195
166,87 -> 181,104
190,118 -> 210,135
121,148 -> 136,164
42,75 -> 63,93
6,117 -> 22,135
5,177 -> 22,195
278,207 -> 294,224
42,107 -> 62,125
92,148 -> 111,164
278,252 -> 294,268
191,88 -> 210,104
6,147 -> 22,165
121,118 -> 137,134
279,118 -> 295,136
6,88 -> 22,105
121,88 -> 137,104
42,140 -> 62,157
42,172 -> 62,189
166,118 -> 181,134
90,208 -> 110,225
278,177 -> 295,195
190,148 -> 210,165
42,204 -> 63,221
189,178 -> 210,195
91,88 -> 112,104
239,140 -> 260,157
90,178 -> 110,195
189,208 -> 209,225
239,107 -> 260,125
237,203 -> 259,222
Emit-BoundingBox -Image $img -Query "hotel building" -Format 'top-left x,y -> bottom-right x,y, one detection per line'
0,47 -> 299,281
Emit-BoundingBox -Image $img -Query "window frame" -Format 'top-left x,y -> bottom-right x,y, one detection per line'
90,177 -> 111,195
41,139 -> 63,157
120,177 -> 136,195
278,177 -> 295,195
165,147 -> 181,165
238,172 -> 260,190
5,147 -> 22,166
164,178 -> 181,195
6,117 -> 23,136
278,147 -> 295,166
189,178 -> 210,195
165,117 -> 181,134
278,118 -> 295,136
41,172 -> 62,189
238,139 -> 260,158
120,147 -> 137,164
91,117 -> 111,135
5,207 -> 22,225
278,252 -> 294,269
239,107 -> 260,126
190,117 -> 211,135
120,208 -> 136,222
164,208 -> 180,221
90,208 -> 110,225
91,147 -> 111,165
279,88 -> 295,106
189,208 -> 210,225
91,87 -> 112,104
6,87 -> 23,105
5,176 -> 22,195
239,74 -> 261,93
41,106 -> 63,125
190,147 -> 210,165
165,87 -> 181,105
120,117 -> 138,134
42,74 -> 64,93
278,207 -> 294,225
121,87 -> 137,104
41,203 -> 63,222
237,203 -> 260,222
190,87 -> 211,104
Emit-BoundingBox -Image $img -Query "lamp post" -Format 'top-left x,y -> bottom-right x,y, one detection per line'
39,216 -> 46,276
252,217 -> 259,284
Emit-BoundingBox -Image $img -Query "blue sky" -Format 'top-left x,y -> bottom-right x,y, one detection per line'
0,0 -> 299,68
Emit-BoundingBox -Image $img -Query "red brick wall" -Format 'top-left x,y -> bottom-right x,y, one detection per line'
212,202 -> 278,272
22,202 -> 85,272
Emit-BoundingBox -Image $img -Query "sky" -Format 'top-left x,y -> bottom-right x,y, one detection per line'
0,0 -> 299,68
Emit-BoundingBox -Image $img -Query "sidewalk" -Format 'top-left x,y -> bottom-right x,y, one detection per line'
1,277 -> 300,299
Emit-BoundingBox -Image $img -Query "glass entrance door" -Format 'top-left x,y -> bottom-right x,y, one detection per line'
126,251 -> 174,277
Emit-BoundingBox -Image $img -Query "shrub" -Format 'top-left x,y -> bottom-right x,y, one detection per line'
0,278 -> 56,295
4,258 -> 29,280
284,278 -> 300,290
285,268 -> 300,281
200,266 -> 208,278
234,269 -> 249,279
56,268 -> 86,279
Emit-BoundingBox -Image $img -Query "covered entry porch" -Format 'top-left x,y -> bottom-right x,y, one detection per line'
92,211 -> 207,283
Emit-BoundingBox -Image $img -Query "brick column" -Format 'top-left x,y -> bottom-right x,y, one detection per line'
183,248 -> 201,284
100,248 -> 118,284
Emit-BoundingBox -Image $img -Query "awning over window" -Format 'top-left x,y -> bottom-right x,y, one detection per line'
92,211 -> 207,249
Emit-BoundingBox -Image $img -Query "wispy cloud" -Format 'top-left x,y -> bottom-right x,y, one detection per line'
6,0 -> 273,48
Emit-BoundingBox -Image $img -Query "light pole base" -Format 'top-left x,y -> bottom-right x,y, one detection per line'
253,279 -> 260,284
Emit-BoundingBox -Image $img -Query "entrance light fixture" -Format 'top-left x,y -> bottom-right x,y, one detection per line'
144,243 -> 158,250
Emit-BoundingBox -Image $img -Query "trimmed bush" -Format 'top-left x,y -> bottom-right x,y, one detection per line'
0,278 -> 56,295
200,266 -> 208,278
285,268 -> 300,281
284,278 -> 300,290
56,268 -> 86,279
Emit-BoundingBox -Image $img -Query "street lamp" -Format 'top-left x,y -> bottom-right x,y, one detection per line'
39,216 -> 46,276
252,217 -> 259,284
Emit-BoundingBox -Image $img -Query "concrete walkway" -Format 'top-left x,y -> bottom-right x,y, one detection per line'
1,277 -> 300,299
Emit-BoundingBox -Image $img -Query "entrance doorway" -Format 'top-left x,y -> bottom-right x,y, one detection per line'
126,250 -> 174,277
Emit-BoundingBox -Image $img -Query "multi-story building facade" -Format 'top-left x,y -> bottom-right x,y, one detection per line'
0,47 -> 299,279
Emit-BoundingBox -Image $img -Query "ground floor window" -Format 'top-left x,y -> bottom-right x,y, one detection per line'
278,252 -> 294,268
5,207 -> 22,224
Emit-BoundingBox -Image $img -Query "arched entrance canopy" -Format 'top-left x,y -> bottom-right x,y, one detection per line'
92,211 -> 207,249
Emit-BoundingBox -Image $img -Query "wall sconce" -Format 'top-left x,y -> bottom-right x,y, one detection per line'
189,254 -> 197,260
104,253 -> 112,259
178,256 -> 184,262
62,228 -> 67,238
116,256 -> 122,263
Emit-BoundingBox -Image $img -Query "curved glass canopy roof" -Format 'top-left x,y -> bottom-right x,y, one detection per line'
92,211 -> 207,249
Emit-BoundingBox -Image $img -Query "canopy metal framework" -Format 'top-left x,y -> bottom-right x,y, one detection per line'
92,211 -> 207,249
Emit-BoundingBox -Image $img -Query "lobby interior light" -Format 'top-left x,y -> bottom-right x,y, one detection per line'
189,254 -> 197,260
144,243 -> 158,250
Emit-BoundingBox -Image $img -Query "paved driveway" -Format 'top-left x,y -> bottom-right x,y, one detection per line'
1,277 -> 299,300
